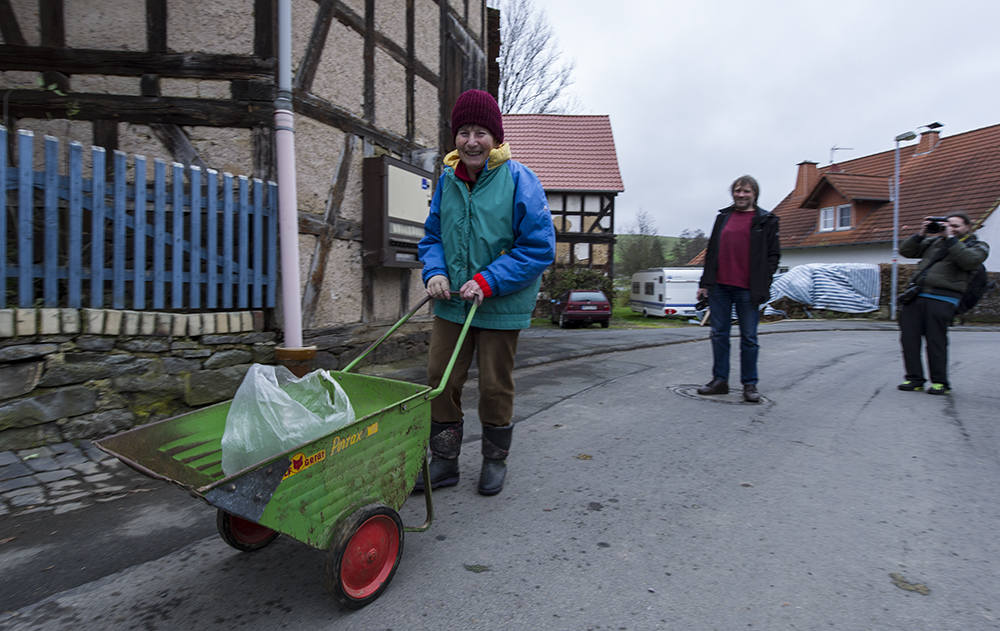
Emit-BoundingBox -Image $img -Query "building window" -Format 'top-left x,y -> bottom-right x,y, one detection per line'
819,204 -> 852,232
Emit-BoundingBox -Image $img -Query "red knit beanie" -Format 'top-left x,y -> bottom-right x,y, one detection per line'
450,89 -> 503,143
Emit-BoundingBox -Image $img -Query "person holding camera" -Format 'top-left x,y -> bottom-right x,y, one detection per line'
897,212 -> 989,395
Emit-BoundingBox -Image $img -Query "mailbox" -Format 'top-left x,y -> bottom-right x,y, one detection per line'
362,155 -> 434,268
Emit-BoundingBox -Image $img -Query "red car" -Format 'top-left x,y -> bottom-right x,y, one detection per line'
550,290 -> 612,328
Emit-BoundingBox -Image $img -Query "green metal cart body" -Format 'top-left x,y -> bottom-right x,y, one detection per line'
97,298 -> 474,608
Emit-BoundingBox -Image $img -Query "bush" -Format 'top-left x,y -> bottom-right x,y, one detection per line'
543,266 -> 614,300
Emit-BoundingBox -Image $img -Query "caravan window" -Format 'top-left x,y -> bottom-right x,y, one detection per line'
632,282 -> 640,293
644,282 -> 654,295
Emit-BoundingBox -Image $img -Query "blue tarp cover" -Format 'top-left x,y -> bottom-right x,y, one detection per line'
765,263 -> 881,315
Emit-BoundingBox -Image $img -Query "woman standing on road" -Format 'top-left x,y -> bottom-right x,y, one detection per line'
416,90 -> 555,496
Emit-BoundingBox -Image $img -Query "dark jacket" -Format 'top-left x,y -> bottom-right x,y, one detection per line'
899,232 -> 989,296
699,205 -> 781,305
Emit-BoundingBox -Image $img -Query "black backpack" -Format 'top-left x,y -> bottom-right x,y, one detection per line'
957,265 -> 994,315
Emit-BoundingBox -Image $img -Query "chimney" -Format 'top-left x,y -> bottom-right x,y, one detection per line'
794,161 -> 818,197
916,129 -> 941,154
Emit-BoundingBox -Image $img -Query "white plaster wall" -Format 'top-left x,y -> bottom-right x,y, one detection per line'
375,0 -> 407,48
184,127 -> 253,177
291,0 -> 318,79
414,0 -> 440,75
340,0 -> 365,19
312,21 -> 365,117
17,119 -> 94,175
467,0 -> 482,39
338,141 -> 365,224
780,245 -> 896,271
70,75 -> 142,96
375,50 -> 407,136
971,220 -> 999,272
783,234 -> 997,272
160,78 -> 231,99
66,0 -> 145,51
414,76 -> 439,148
116,123 -> 171,181
168,0 -> 254,54
293,116 -> 345,215
312,240 -> 363,325
371,268 -> 401,321
0,70 -> 41,91
6,0 -> 40,46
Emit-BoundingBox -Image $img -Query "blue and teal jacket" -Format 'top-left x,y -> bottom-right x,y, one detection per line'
419,144 -> 555,330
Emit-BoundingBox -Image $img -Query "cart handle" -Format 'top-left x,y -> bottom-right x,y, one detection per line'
341,295 -> 479,396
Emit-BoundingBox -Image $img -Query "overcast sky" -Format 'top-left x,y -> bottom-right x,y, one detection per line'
530,0 -> 1000,237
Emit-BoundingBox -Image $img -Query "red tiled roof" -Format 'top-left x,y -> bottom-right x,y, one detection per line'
774,123 -> 1000,250
501,114 -> 624,192
800,173 -> 890,208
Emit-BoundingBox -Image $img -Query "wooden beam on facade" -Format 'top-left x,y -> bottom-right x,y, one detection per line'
0,45 -> 275,79
294,90 -> 413,155
4,91 -> 272,127
0,0 -> 26,46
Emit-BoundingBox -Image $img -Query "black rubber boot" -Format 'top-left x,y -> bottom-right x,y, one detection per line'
478,424 -> 512,496
413,420 -> 463,492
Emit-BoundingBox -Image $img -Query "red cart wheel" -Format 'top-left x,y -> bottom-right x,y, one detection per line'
217,510 -> 279,552
325,504 -> 404,609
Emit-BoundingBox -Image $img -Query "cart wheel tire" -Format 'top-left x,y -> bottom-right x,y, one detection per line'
325,504 -> 404,609
217,510 -> 279,552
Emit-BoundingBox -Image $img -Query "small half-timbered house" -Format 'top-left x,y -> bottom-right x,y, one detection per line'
502,114 -> 624,277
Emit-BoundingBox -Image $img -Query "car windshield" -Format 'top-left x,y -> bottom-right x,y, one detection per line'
570,292 -> 606,302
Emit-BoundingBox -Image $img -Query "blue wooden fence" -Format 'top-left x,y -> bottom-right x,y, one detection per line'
1,126 -> 278,311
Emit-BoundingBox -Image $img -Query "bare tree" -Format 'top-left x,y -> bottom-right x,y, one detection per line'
617,210 -> 666,279
490,0 -> 580,114
671,228 -> 708,266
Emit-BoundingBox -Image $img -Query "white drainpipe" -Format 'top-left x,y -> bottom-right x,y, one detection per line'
275,0 -> 304,350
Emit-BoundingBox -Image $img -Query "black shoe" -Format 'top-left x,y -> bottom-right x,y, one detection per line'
478,425 -> 513,496
697,378 -> 729,395
897,380 -> 924,392
743,384 -> 761,403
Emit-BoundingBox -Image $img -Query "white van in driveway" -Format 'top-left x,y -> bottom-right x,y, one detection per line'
629,267 -> 703,317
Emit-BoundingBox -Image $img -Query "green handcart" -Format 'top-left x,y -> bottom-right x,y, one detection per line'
97,298 -> 474,609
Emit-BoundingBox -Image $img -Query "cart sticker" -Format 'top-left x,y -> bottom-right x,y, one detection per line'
330,422 -> 379,455
282,448 -> 327,480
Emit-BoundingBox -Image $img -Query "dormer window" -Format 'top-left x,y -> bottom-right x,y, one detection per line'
819,204 -> 852,232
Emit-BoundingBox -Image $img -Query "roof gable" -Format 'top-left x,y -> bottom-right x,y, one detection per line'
501,114 -> 625,192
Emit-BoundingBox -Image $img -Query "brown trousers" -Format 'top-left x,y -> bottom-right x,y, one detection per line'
426,317 -> 520,428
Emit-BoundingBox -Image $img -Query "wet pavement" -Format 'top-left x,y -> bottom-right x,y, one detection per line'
1,318 -> 994,520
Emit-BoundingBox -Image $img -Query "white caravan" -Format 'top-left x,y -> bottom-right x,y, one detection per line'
629,267 -> 704,317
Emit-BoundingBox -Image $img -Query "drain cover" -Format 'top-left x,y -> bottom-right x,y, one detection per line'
670,385 -> 770,406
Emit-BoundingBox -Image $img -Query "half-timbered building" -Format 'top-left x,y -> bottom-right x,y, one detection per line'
502,114 -> 624,277
1,0 -> 496,367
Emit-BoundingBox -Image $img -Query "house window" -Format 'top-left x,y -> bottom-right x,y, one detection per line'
819,204 -> 852,232
836,204 -> 851,230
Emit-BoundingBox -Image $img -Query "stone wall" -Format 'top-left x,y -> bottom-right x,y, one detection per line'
0,306 -> 434,451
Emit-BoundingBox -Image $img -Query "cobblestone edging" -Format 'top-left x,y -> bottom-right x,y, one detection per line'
0,441 -> 150,517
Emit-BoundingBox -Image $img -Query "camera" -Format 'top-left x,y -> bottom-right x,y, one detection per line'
695,297 -> 709,311
925,216 -> 948,233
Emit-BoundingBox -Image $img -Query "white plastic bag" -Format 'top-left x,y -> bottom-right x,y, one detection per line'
221,364 -> 356,476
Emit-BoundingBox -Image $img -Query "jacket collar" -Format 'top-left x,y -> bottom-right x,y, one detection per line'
444,143 -> 511,179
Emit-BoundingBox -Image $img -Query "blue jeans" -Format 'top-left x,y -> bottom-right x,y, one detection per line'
708,284 -> 760,385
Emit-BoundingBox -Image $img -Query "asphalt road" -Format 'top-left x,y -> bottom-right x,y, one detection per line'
2,323 -> 999,630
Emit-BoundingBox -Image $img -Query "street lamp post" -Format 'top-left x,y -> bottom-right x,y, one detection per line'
891,130 -> 917,320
